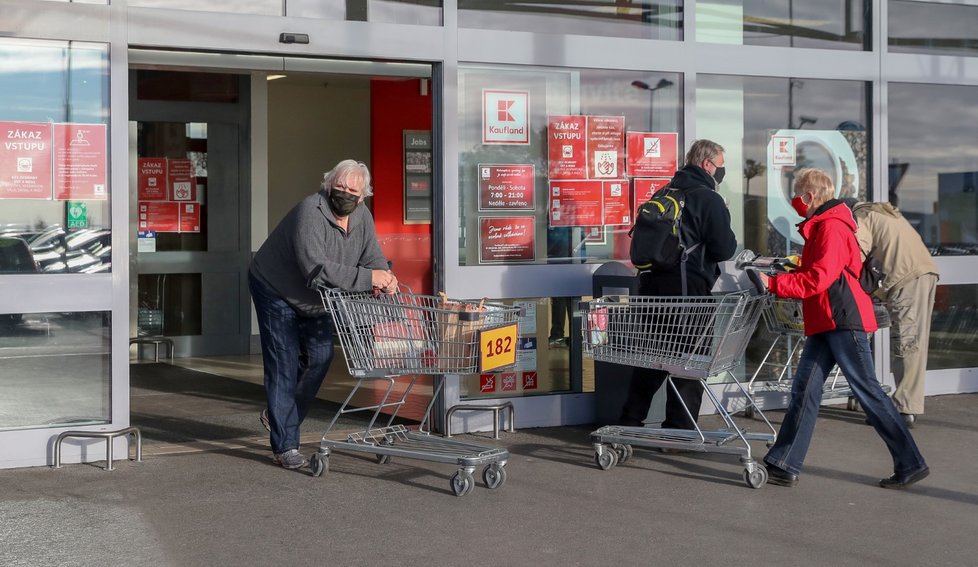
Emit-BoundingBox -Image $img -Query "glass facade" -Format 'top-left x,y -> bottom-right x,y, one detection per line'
0,311 -> 111,430
0,39 -> 111,274
890,0 -> 978,56
696,0 -> 869,49
459,1 -> 683,39
127,0 -> 443,24
457,64 -> 683,267
889,82 -> 978,254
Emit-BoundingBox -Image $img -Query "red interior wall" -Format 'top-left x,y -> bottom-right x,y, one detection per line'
370,79 -> 434,294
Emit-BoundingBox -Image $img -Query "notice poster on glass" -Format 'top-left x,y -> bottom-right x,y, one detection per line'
478,164 -> 535,211
138,158 -> 168,201
547,115 -> 587,180
633,178 -> 672,215
602,180 -> 631,226
53,123 -> 108,200
479,216 -> 535,263
168,158 -> 197,202
586,116 -> 625,179
548,180 -> 603,227
138,201 -> 180,232
0,121 -> 52,199
626,132 -> 679,177
179,203 -> 202,233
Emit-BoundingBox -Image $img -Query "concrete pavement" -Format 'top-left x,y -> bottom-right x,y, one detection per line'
1,393 -> 977,567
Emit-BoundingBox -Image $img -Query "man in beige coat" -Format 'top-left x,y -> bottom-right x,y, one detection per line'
845,200 -> 939,427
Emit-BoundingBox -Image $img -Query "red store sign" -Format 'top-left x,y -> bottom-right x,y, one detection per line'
478,164 -> 535,211
547,115 -> 587,180
626,132 -> 679,177
479,216 -> 536,263
0,121 -> 52,199
53,123 -> 108,200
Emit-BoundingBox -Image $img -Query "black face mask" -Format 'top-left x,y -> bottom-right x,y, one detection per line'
713,166 -> 726,185
329,190 -> 360,217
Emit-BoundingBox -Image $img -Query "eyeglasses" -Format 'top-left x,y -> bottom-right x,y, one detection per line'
708,159 -> 725,169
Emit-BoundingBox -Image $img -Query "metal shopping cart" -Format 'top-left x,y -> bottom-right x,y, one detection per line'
735,250 -> 892,419
581,287 -> 777,489
312,287 -> 521,497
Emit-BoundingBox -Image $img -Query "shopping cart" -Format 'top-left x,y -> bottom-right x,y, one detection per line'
312,287 -> 521,497
581,286 -> 777,489
735,250 -> 891,418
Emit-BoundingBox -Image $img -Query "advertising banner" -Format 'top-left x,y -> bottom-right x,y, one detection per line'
479,216 -> 535,263
482,89 -> 530,145
0,121 -> 52,199
478,164 -> 535,211
602,180 -> 631,226
547,115 -> 587,179
626,132 -> 679,177
138,158 -> 168,201
548,180 -> 603,227
53,123 -> 108,200
633,178 -> 672,215
168,158 -> 197,201
138,201 -> 180,232
586,116 -> 625,179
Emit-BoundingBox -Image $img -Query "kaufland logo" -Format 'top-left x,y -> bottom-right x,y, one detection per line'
483,90 -> 529,145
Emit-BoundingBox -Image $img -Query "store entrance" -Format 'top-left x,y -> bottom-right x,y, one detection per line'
128,59 -> 435,448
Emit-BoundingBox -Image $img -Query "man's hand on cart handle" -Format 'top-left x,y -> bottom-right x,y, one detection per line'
371,269 -> 398,293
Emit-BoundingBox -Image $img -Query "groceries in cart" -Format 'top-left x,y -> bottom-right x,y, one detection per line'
312,287 -> 520,496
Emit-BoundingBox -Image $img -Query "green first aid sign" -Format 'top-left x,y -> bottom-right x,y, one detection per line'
67,201 -> 88,228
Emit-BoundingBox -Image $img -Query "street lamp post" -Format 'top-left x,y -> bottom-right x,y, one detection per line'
631,78 -> 674,132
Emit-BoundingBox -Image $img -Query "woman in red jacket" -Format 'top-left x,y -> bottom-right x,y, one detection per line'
756,168 -> 928,489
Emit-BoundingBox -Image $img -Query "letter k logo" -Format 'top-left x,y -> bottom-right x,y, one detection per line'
497,99 -> 515,122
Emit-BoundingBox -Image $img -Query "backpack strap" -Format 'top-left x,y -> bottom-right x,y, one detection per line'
675,187 -> 706,297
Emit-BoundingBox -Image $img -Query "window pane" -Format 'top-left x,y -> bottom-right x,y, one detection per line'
696,0 -> 868,50
137,274 -> 201,337
288,0 -> 442,25
127,0 -> 282,15
0,311 -> 110,430
890,0 -> 978,56
458,64 -> 683,266
697,74 -> 871,258
889,83 -> 978,254
930,284 -> 978,370
0,39 -> 111,274
459,0 -> 682,39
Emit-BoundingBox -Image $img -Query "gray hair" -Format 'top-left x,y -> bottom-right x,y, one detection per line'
322,159 -> 373,197
685,139 -> 725,168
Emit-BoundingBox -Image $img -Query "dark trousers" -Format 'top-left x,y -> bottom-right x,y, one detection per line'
249,272 -> 334,453
619,270 -> 711,429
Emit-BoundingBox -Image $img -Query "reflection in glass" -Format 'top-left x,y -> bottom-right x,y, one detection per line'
458,64 -> 683,267
288,0 -> 442,25
889,83 -> 978,255
929,285 -> 978,370
890,0 -> 978,57
697,74 -> 871,258
459,0 -> 682,39
137,274 -> 202,337
0,311 -> 111,430
696,0 -> 868,50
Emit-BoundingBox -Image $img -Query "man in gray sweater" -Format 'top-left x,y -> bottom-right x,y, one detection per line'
249,159 -> 395,469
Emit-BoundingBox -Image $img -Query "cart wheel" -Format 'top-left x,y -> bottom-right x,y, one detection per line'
744,405 -> 756,419
450,471 -> 475,497
847,397 -> 860,412
482,464 -> 507,489
310,453 -> 328,477
612,443 -> 632,464
375,454 -> 391,465
744,466 -> 767,489
594,449 -> 618,471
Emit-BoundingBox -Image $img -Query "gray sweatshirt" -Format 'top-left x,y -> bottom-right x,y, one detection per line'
250,189 -> 388,316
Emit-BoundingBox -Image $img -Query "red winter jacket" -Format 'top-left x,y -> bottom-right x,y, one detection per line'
768,200 -> 878,336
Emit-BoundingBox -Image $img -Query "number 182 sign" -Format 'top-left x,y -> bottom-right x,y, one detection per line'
479,323 -> 519,372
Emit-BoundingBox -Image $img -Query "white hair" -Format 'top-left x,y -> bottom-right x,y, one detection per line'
321,159 -> 373,197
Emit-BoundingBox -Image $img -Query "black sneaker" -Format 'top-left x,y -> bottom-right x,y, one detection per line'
880,466 -> 929,489
765,463 -> 799,487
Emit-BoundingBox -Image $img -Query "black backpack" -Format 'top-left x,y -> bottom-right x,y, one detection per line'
847,250 -> 886,295
628,186 -> 701,273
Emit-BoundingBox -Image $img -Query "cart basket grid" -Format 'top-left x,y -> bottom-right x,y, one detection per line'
762,297 -> 806,336
321,288 -> 521,377
581,291 -> 768,379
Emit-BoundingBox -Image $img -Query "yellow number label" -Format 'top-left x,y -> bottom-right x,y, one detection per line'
479,323 -> 518,372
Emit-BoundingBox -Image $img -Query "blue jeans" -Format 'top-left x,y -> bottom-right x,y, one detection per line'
764,330 -> 926,477
249,272 -> 334,454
